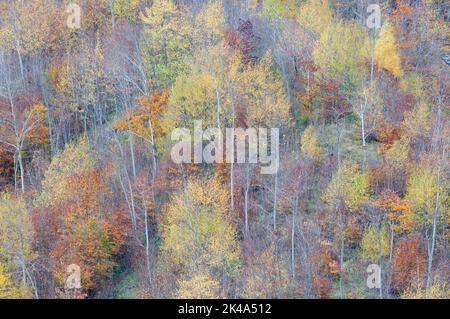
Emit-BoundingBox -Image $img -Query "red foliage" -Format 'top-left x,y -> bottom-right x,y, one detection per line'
313,275 -> 332,299
392,234 -> 427,292
225,19 -> 260,65
0,146 -> 14,191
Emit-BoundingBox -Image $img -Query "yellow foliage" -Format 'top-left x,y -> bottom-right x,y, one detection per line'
0,262 -> 29,299
26,103 -> 49,146
240,51 -> 291,127
141,0 -> 193,86
296,0 -> 333,35
161,177 -> 239,276
384,139 -> 409,169
360,226 -> 390,262
176,273 -> 220,299
402,102 -> 431,140
163,42 -> 243,131
323,161 -> 370,211
114,0 -> 141,21
0,193 -> 33,264
405,164 -> 447,226
0,0 -> 62,53
374,23 -> 403,78
166,70 -> 217,129
401,280 -> 449,299
301,125 -> 322,160
243,243 -> 289,298
313,21 -> 369,90
194,1 -> 225,45
400,73 -> 424,98
141,0 -> 179,30
39,136 -> 94,206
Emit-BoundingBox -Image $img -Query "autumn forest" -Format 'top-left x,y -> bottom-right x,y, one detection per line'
0,0 -> 448,299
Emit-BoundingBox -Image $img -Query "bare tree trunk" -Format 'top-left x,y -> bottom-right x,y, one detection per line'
228,82 -> 236,213
297,209 -> 313,297
336,123 -> 345,299
291,201 -> 296,280
10,10 -> 25,81
273,172 -> 278,232
129,134 -> 137,179
230,161 -> 234,211
110,0 -> 116,31
244,165 -> 250,235
18,150 -> 25,193
370,30 -> 375,83
142,191 -> 152,287
426,166 -> 442,296
216,84 -> 221,130
360,95 -> 368,169
377,218 -> 383,298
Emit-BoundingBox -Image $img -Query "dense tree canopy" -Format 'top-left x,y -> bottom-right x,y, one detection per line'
0,0 -> 447,299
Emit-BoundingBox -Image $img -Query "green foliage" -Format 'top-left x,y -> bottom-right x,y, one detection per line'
243,243 -> 290,298
401,280 -> 449,299
261,0 -> 296,19
0,261 -> 29,299
0,193 -> 33,260
360,225 -> 390,262
38,136 -> 94,205
296,0 -> 333,35
176,273 -> 220,299
161,177 -> 240,279
405,165 -> 446,226
323,161 -> 370,211
166,69 -> 217,129
301,125 -> 323,161
240,51 -> 292,127
114,0 -> 142,21
141,0 -> 193,87
193,1 -> 225,46
313,21 -> 369,93
0,0 -> 447,300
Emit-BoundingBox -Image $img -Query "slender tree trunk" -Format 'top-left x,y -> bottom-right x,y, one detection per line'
142,191 -> 152,287
148,119 -> 158,182
360,96 -> 368,169
228,83 -> 236,213
129,134 -> 137,179
10,11 -> 25,82
244,165 -> 250,235
291,198 -> 297,280
216,84 -> 221,130
110,0 -> 116,31
273,172 -> 278,232
370,31 -> 375,83
297,209 -> 313,297
18,149 -> 25,193
377,218 -> 383,298
230,161 -> 234,211
336,123 -> 345,299
426,167 -> 442,296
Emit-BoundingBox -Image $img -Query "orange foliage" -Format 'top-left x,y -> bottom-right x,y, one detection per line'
375,189 -> 415,233
392,235 -> 427,292
376,124 -> 401,154
346,214 -> 363,245
113,91 -> 168,141
391,0 -> 416,50
311,241 -> 340,276
35,169 -> 127,290
313,275 -> 332,299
